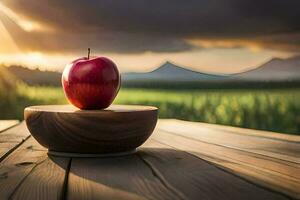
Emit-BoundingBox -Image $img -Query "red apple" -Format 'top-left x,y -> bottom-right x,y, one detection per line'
62,50 -> 120,109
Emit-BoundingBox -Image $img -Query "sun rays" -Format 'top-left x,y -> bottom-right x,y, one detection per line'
0,2 -> 56,68
0,2 -> 46,32
0,20 -> 20,53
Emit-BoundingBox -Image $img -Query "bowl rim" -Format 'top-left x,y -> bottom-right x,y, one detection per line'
24,104 -> 158,113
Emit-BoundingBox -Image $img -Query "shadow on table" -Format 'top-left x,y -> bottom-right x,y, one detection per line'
47,147 -> 285,200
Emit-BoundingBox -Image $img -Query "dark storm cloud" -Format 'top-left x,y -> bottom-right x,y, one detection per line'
0,11 -> 192,53
1,0 -> 300,53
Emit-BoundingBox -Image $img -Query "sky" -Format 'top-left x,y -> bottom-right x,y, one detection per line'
0,0 -> 299,73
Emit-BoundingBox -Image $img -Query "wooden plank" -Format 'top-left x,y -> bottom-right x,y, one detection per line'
0,122 -> 31,161
157,120 -> 300,163
159,119 -> 300,142
139,139 -> 288,200
0,137 -> 48,199
68,155 -> 184,200
151,128 -> 300,199
164,119 -> 300,142
10,156 -> 70,200
0,120 -> 19,132
0,122 -> 69,200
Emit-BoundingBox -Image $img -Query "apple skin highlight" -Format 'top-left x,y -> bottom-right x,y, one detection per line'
62,56 -> 120,110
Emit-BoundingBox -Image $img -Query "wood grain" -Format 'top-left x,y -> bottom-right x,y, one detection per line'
0,137 -> 47,199
25,105 -> 158,154
152,122 -> 300,199
157,120 -> 300,163
0,122 -> 70,200
10,156 -> 70,200
0,122 -> 30,161
0,120 -> 19,132
67,155 -> 183,200
165,119 -> 300,142
139,139 -> 288,200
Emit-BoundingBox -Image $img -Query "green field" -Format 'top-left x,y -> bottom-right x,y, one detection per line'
5,85 -> 299,135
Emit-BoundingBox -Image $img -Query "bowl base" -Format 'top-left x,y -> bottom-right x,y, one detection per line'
48,149 -> 136,158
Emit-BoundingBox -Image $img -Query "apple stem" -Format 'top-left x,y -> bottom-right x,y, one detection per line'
87,48 -> 91,59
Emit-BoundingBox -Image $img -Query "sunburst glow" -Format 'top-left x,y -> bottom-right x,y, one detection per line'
0,2 -> 48,32
0,20 -> 20,53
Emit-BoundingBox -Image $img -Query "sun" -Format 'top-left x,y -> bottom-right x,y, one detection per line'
27,52 -> 44,64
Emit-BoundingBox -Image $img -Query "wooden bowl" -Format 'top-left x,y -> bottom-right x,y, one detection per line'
24,105 -> 158,156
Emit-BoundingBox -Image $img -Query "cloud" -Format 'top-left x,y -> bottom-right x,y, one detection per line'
1,0 -> 300,53
187,33 -> 300,53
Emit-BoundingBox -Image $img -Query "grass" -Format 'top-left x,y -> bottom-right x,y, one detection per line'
6,86 -> 299,135
115,88 -> 300,135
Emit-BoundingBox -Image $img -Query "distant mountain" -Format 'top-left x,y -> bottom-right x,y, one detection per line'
7,65 -> 61,86
123,56 -> 300,83
5,55 -> 300,89
233,56 -> 300,81
123,61 -> 227,82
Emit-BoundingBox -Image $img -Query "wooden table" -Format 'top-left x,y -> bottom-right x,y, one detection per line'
0,119 -> 299,200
